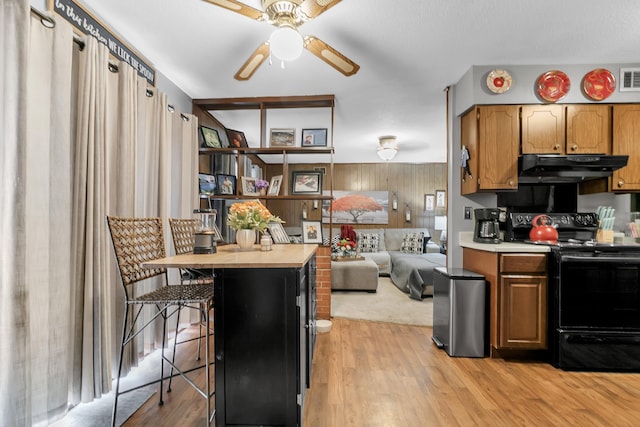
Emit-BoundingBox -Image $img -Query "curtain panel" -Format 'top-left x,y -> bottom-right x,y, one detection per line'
1,5 -> 199,424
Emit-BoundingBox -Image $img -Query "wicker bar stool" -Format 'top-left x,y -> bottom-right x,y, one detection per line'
168,218 -> 215,362
107,216 -> 215,427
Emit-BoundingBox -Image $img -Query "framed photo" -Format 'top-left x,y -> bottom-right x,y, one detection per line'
436,190 -> 446,208
268,175 -> 283,196
200,125 -> 222,148
216,174 -> 236,195
424,194 -> 435,211
241,176 -> 260,196
270,128 -> 296,147
199,173 -> 217,195
267,221 -> 290,244
291,171 -> 322,195
226,128 -> 248,148
301,220 -> 323,244
301,128 -> 328,147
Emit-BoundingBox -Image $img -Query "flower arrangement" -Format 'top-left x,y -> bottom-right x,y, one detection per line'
332,224 -> 358,257
227,200 -> 282,232
254,179 -> 269,190
333,238 -> 357,256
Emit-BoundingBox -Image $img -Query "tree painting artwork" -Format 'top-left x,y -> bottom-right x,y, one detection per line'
323,191 -> 389,224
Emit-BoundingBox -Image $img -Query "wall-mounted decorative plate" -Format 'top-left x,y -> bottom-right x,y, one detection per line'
487,69 -> 512,94
583,68 -> 616,101
537,70 -> 570,102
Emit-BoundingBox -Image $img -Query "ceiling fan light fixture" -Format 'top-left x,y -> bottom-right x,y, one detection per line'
269,26 -> 304,61
377,135 -> 398,161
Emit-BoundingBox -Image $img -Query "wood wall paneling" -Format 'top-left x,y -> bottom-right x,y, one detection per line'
266,162 -> 447,242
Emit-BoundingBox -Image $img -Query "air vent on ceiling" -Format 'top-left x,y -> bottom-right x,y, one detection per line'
619,68 -> 640,92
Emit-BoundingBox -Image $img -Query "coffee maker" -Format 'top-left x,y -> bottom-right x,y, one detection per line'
473,208 -> 501,244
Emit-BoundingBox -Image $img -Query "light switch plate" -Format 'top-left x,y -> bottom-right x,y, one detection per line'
464,206 -> 473,220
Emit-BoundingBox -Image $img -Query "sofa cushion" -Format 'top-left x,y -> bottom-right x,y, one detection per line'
357,232 -> 380,253
400,232 -> 424,254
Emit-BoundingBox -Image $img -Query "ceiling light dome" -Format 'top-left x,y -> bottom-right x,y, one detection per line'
269,26 -> 304,61
377,135 -> 398,161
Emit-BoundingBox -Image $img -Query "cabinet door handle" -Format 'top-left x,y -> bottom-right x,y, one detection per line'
570,144 -> 578,151
618,180 -> 625,188
553,144 -> 561,151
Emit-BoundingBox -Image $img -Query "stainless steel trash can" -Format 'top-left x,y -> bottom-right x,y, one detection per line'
432,267 -> 486,357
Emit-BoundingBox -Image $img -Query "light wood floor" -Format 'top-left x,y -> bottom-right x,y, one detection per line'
125,318 -> 640,427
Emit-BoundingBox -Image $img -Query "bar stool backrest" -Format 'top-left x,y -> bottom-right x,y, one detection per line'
168,218 -> 198,255
107,216 -> 167,287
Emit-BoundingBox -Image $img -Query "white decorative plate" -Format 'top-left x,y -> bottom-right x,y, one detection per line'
487,69 -> 512,94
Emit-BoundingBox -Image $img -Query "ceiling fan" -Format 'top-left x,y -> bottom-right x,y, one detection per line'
202,0 -> 360,80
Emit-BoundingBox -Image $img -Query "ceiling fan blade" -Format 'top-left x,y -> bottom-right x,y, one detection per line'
234,42 -> 270,80
304,36 -> 359,76
201,0 -> 264,20
300,0 -> 342,19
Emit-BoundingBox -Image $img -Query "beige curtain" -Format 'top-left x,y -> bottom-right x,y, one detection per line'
71,36 -> 200,401
2,4 -> 199,423
1,2 -> 75,425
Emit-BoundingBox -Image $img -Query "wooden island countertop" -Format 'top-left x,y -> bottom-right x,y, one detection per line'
143,243 -> 318,269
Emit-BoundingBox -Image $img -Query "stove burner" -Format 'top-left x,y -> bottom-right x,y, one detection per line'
505,212 -> 598,244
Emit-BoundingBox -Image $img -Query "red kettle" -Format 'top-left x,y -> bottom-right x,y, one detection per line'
529,215 -> 558,243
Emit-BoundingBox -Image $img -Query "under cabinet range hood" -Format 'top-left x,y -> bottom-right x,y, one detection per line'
518,154 -> 629,183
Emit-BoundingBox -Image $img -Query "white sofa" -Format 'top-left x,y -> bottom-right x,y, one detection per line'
285,226 -> 446,299
333,227 -> 445,299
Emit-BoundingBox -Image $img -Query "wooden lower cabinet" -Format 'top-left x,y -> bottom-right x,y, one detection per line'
463,248 -> 547,356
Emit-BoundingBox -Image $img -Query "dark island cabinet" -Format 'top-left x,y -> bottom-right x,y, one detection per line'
214,255 -> 316,427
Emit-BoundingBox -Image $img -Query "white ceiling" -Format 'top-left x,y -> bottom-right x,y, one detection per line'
78,0 -> 640,164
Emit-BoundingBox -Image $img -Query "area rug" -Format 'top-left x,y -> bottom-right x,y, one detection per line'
331,277 -> 433,327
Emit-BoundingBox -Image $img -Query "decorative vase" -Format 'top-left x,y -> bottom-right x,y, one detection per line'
236,229 -> 256,249
259,188 -> 267,196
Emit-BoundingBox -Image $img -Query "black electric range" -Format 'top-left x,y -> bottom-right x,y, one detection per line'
505,212 -> 640,372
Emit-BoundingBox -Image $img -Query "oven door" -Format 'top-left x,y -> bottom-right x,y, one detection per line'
559,252 -> 640,330
554,251 -> 640,371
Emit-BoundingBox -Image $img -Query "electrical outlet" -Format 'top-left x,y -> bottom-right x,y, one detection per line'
464,206 -> 473,220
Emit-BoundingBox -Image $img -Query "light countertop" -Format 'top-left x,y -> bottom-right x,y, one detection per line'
143,243 -> 318,269
459,232 -> 550,253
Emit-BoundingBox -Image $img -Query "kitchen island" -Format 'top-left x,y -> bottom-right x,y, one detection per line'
145,244 -> 318,427
459,232 -> 549,357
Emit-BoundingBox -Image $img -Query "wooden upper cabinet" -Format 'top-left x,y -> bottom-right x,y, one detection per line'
460,105 -> 519,193
521,105 -> 565,154
612,104 -> 640,191
478,106 -> 520,190
566,105 -> 611,154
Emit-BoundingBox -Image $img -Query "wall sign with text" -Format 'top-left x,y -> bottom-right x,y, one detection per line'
48,0 -> 155,85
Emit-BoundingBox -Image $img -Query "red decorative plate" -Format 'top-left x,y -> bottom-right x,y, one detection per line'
487,69 -> 512,94
537,70 -> 570,102
583,68 -> 616,101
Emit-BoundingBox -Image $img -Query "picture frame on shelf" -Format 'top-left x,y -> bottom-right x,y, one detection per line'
436,190 -> 446,208
200,125 -> 222,148
425,194 -> 435,211
216,174 -> 236,195
301,220 -> 323,244
199,173 -> 217,195
226,128 -> 248,148
301,128 -> 328,147
270,128 -> 296,147
267,221 -> 290,244
268,175 -> 283,196
291,171 -> 322,195
241,176 -> 260,196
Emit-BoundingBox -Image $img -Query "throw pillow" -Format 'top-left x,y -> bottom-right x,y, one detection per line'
357,233 -> 380,253
401,232 -> 424,254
